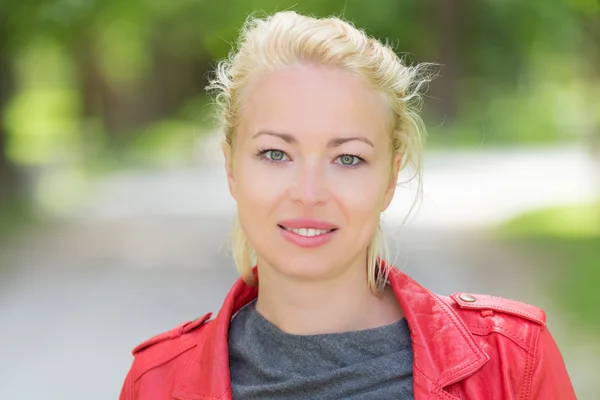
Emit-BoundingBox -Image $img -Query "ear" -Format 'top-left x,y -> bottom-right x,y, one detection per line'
223,143 -> 237,200
381,153 -> 402,212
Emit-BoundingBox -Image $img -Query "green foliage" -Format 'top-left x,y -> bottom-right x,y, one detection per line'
498,203 -> 600,238
497,202 -> 600,331
2,0 -> 599,169
5,36 -> 81,165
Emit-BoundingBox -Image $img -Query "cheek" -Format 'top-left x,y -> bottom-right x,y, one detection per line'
329,173 -> 384,251
329,168 -> 389,215
234,158 -> 287,213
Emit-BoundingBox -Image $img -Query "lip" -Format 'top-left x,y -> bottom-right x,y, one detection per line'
277,218 -> 338,230
278,226 -> 337,248
277,218 -> 338,248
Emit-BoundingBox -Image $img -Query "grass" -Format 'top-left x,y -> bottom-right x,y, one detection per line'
496,201 -> 600,331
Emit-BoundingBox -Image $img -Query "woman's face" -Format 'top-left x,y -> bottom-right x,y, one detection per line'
226,64 -> 400,282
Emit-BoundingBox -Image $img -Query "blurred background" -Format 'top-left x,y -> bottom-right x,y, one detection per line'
0,0 -> 599,398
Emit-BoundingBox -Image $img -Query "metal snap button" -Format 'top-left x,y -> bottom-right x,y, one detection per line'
459,293 -> 476,303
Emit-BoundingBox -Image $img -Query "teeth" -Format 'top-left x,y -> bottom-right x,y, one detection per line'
286,227 -> 331,237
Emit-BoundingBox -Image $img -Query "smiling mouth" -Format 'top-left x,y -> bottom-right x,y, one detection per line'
277,225 -> 338,237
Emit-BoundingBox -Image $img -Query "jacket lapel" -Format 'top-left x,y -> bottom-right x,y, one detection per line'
386,266 -> 489,397
172,277 -> 257,400
173,264 -> 489,399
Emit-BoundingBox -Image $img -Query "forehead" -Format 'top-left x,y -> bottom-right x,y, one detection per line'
238,64 -> 390,143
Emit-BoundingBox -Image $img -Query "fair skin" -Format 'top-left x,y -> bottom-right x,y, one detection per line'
225,63 -> 403,335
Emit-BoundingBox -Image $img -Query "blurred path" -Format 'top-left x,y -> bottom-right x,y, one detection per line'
61,141 -> 600,228
0,143 -> 598,399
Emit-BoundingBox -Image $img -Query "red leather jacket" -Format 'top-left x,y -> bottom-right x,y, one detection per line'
120,267 -> 576,399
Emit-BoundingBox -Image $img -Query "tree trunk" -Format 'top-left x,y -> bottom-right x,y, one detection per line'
424,0 -> 468,125
74,36 -> 208,144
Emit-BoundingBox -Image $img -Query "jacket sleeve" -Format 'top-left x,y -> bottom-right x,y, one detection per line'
119,363 -> 135,400
528,326 -> 577,399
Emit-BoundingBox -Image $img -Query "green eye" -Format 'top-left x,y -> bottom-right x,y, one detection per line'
339,155 -> 356,165
268,150 -> 285,161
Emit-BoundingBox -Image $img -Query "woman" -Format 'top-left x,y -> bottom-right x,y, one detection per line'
120,11 -> 576,400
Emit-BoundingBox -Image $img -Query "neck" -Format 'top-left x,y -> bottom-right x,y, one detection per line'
254,257 -> 404,335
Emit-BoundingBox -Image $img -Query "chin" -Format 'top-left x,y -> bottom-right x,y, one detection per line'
258,250 -> 348,282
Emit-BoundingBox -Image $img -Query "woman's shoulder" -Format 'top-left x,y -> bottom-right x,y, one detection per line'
437,292 -> 547,351
440,292 -> 546,325
126,312 -> 213,377
133,312 -> 213,353
120,312 -> 214,399
433,292 -> 576,398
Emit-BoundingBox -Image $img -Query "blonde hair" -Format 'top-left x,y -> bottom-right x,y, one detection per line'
206,11 -> 432,294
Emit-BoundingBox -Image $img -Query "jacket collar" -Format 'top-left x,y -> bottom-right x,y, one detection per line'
173,263 -> 489,399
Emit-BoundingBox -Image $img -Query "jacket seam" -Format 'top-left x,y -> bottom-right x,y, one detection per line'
455,302 -> 542,323
174,321 -> 233,400
521,324 -> 541,400
432,385 -> 461,400
430,294 -> 487,386
414,366 -> 458,399
133,342 -> 197,382
477,294 -> 542,311
468,325 -> 534,356
175,334 -> 206,396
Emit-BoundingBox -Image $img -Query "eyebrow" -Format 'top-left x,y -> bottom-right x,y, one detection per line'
252,130 -> 374,148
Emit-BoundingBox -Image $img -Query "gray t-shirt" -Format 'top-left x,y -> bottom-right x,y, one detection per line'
228,299 -> 414,399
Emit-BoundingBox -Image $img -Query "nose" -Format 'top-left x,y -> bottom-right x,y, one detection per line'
288,158 -> 330,205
